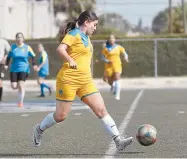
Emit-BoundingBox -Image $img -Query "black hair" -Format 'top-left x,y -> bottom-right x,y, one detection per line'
15,32 -> 24,40
58,10 -> 98,42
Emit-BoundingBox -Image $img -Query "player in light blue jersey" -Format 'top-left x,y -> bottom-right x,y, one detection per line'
5,32 -> 37,107
36,43 -> 51,97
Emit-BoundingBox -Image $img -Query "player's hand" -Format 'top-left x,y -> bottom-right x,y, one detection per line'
125,59 -> 129,63
33,65 -> 38,71
4,65 -> 8,70
108,61 -> 113,64
36,67 -> 40,72
69,60 -> 77,69
124,57 -> 129,63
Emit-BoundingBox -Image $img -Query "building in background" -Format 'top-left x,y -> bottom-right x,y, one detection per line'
0,0 -> 58,39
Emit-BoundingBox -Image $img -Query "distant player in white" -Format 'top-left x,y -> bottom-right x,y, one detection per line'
0,32 -> 11,101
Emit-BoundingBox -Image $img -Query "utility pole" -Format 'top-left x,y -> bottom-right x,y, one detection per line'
31,0 -> 35,38
49,0 -> 54,37
169,0 -> 172,34
182,0 -> 187,34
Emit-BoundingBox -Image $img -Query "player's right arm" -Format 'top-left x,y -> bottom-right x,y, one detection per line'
4,48 -> 12,70
100,48 -> 111,63
56,33 -> 77,69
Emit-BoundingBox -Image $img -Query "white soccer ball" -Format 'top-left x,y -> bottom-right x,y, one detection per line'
136,124 -> 157,146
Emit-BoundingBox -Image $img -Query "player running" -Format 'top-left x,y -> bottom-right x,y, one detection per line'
33,10 -> 133,151
5,32 -> 37,107
101,34 -> 129,100
36,43 -> 51,97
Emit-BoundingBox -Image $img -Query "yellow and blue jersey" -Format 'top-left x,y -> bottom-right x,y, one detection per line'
101,44 -> 126,76
56,28 -> 98,101
8,44 -> 35,73
60,28 -> 93,83
102,44 -> 125,64
38,51 -> 49,76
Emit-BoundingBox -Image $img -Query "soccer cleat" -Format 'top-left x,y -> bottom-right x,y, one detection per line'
33,124 -> 43,147
37,94 -> 45,98
114,136 -> 133,151
115,96 -> 120,100
18,102 -> 24,108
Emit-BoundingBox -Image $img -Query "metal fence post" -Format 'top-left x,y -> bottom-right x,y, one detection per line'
154,39 -> 158,77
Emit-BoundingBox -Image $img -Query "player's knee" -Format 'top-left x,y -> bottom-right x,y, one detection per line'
37,78 -> 42,85
55,113 -> 67,122
96,107 -> 108,118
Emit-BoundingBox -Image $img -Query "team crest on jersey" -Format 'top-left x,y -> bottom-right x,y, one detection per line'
59,90 -> 63,96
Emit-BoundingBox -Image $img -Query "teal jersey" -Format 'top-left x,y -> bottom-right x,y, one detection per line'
8,43 -> 35,73
38,51 -> 49,76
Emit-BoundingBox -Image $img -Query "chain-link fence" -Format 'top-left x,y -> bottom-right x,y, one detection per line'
6,38 -> 187,79
92,38 -> 187,78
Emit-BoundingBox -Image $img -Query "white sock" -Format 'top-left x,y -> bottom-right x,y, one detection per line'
112,81 -> 116,88
115,80 -> 121,99
101,114 -> 120,139
40,112 -> 57,132
112,81 -> 116,93
18,89 -> 25,103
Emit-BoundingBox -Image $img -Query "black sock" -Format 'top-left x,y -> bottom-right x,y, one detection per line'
0,87 -> 3,101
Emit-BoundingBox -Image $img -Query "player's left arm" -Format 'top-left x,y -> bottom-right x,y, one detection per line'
120,46 -> 129,62
37,52 -> 47,71
100,48 -> 110,63
28,46 -> 37,70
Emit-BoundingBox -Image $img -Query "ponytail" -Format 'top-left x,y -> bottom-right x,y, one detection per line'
58,10 -> 98,43
58,20 -> 77,43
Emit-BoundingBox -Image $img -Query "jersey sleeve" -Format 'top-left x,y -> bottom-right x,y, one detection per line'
61,33 -> 76,47
101,48 -> 106,56
119,45 -> 125,54
28,46 -> 36,57
41,52 -> 47,63
7,46 -> 13,58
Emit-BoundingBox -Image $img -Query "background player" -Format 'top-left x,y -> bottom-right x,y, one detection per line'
36,43 -> 51,97
101,34 -> 129,100
5,32 -> 37,107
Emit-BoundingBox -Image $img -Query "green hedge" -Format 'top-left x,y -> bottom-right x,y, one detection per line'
5,35 -> 187,79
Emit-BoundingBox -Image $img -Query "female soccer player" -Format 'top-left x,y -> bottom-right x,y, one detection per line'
36,43 -> 51,97
5,32 -> 37,107
33,10 -> 133,151
101,35 -> 129,100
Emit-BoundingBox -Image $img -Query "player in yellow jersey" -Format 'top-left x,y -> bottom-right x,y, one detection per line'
101,35 -> 129,100
33,10 -> 133,150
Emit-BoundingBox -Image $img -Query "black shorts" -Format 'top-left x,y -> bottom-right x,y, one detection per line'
10,72 -> 28,82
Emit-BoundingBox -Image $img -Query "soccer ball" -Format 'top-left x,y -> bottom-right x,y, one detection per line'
136,124 -> 157,146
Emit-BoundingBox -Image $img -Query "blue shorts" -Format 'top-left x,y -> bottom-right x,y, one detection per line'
38,72 -> 48,78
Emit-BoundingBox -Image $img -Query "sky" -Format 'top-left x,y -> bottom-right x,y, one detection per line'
96,0 -> 181,27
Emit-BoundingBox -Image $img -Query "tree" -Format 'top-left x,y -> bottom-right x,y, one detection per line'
152,4 -> 187,34
135,18 -> 143,32
54,0 -> 96,20
97,13 -> 132,34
